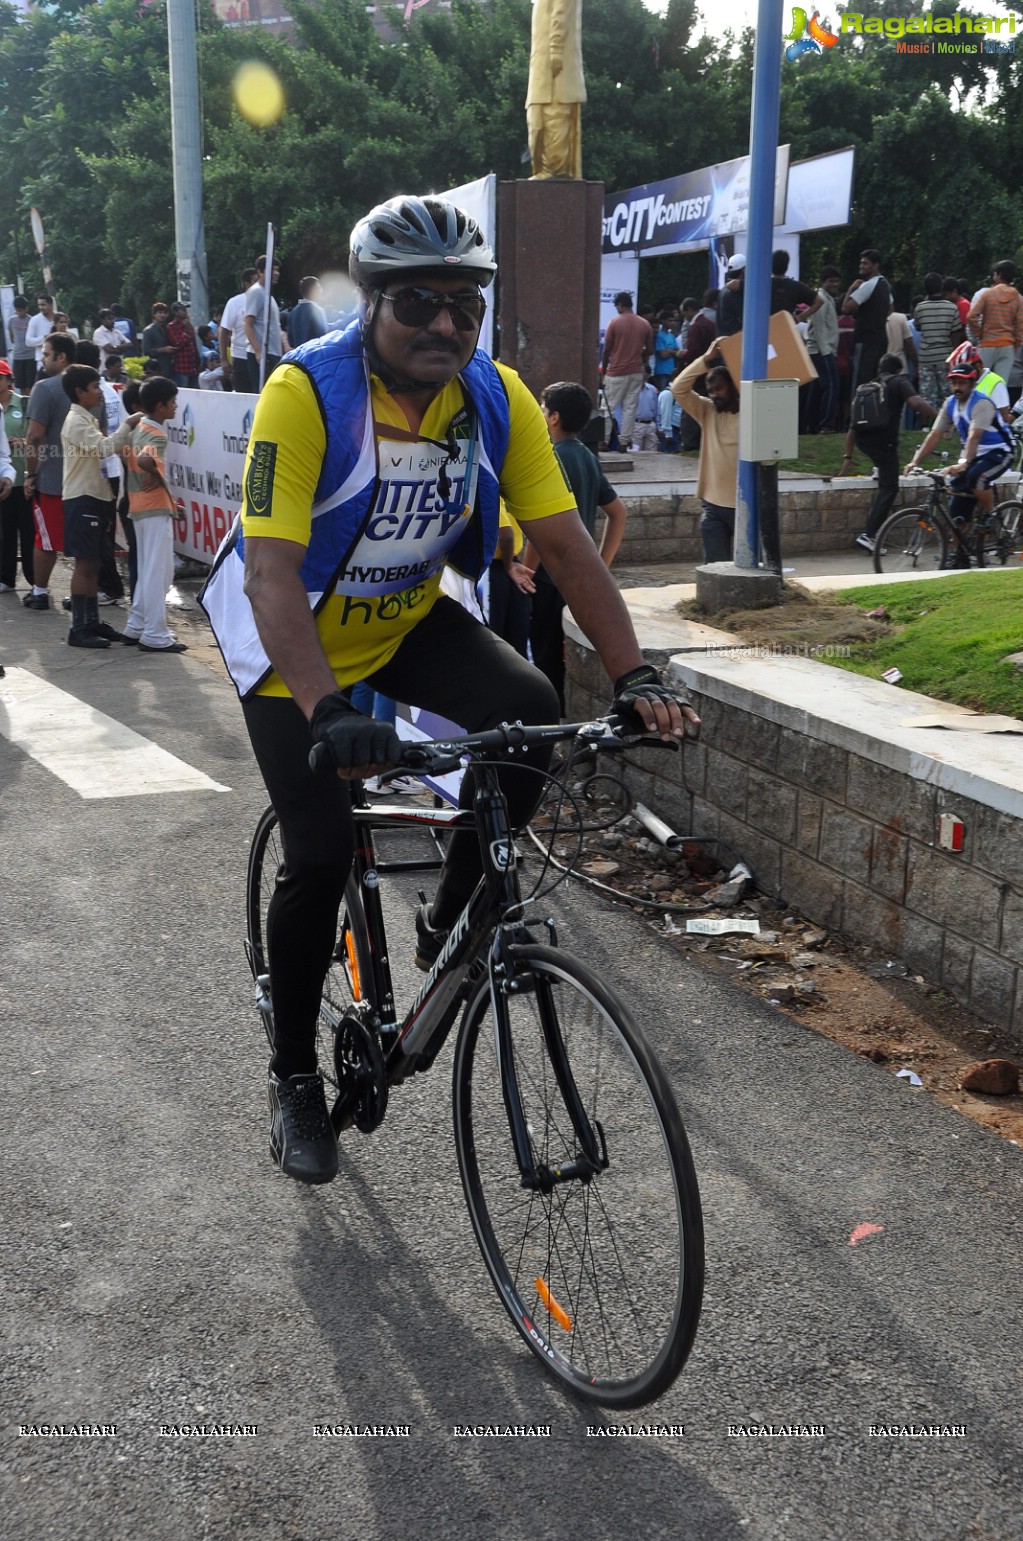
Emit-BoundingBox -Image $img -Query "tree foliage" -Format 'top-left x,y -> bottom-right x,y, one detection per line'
0,0 -> 1020,321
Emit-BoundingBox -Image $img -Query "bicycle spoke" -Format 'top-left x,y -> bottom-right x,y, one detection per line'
453,944 -> 703,1407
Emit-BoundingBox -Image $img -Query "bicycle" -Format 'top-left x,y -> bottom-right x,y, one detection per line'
245,716 -> 705,1409
873,468 -> 1023,575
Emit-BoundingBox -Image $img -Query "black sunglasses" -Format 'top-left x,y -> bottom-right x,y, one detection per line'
382,286 -> 486,331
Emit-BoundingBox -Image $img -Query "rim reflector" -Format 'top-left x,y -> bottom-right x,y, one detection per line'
535,1277 -> 573,1332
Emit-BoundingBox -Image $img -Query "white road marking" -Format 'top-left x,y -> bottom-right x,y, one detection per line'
0,668 -> 229,798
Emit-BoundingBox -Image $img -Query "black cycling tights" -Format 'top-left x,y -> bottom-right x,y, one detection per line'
242,597 -> 560,1079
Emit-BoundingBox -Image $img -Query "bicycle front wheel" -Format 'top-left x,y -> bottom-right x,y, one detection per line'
245,806 -> 374,1095
452,944 -> 704,1408
873,506 -> 948,574
981,501 -> 1023,566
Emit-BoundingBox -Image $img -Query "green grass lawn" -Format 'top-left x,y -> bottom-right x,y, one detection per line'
779,430 -> 930,477
831,570 -> 1023,717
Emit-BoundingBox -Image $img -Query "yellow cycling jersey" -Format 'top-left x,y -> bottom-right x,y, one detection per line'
241,361 -> 574,694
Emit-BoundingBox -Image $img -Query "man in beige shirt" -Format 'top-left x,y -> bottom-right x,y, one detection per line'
59,364 -> 138,648
672,345 -> 740,563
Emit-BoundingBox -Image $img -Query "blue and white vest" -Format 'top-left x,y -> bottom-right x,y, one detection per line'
948,376 -> 1013,455
200,322 -> 510,697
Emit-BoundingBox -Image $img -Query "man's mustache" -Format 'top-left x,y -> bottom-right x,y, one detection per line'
410,337 -> 461,354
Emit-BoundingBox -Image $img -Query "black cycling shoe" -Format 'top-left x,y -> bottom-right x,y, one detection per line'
414,905 -> 449,972
267,1072 -> 339,1184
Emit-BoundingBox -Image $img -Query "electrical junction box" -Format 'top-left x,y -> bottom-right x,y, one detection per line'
938,813 -> 965,852
739,378 -> 799,462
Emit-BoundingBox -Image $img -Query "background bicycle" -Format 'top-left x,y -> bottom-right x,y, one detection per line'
873,467 -> 1023,575
246,718 -> 705,1408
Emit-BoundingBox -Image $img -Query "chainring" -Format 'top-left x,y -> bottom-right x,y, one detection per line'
332,1014 -> 388,1134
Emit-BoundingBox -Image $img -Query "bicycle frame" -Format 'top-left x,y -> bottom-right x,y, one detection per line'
352,773 -> 520,1076
912,478 -> 958,537
342,752 -> 606,1188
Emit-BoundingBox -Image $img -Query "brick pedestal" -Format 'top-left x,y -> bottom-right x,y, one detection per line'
497,180 -> 603,401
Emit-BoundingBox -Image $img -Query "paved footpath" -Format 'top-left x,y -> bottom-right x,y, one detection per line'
2,592 -> 1021,1541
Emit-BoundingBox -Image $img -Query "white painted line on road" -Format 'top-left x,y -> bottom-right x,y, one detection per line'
0,668 -> 229,798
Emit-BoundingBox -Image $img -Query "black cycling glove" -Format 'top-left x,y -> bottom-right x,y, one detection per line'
310,691 -> 403,772
611,663 -> 691,733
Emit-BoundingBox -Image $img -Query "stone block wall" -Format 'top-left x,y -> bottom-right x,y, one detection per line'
614,487 -> 876,566
564,638 -> 1023,1048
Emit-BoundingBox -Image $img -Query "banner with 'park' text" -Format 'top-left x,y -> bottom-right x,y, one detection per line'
162,388 -> 255,565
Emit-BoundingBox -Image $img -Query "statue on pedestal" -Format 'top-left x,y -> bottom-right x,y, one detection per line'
526,0 -> 585,180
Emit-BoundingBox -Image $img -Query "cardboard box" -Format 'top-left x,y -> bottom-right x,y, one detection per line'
716,309 -> 818,386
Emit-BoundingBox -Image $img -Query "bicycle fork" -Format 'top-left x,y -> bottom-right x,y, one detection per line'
490,949 -> 609,1195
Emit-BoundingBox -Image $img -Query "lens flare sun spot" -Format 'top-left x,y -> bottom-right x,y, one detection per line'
233,61 -> 285,127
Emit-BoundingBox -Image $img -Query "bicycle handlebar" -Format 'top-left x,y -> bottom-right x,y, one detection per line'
905,468 -> 950,485
308,714 -> 688,779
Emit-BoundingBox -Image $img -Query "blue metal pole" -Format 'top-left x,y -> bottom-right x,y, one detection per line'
734,0 -> 785,569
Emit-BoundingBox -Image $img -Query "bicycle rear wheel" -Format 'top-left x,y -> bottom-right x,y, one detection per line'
873,506 -> 948,574
452,944 -> 703,1408
245,806 -> 375,1097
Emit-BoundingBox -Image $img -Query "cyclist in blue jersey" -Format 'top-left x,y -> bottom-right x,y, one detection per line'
905,342 -> 1013,546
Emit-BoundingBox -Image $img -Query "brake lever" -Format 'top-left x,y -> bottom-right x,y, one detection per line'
399,744 -> 463,776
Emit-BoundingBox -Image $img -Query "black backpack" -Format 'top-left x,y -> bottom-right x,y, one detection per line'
851,377 -> 891,433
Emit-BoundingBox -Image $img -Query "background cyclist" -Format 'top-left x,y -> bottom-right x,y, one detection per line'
905,341 -> 1014,549
201,195 -> 697,1186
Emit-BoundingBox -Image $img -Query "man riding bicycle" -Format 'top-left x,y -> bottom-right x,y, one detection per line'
202,195 -> 697,1185
905,341 -> 1013,559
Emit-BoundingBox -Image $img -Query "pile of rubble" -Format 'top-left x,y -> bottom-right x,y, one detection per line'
532,792 -> 1023,1132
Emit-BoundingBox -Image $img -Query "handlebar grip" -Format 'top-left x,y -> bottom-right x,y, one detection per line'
308,741 -> 333,775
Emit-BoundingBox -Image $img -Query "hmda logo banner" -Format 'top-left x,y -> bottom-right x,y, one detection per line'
162,389 -> 252,564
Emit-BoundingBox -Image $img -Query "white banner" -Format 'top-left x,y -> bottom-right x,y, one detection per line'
163,388 -> 256,563
778,147 -> 855,236
444,173 -> 497,357
599,254 -> 641,349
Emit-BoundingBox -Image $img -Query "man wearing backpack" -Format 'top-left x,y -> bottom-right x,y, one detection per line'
840,354 -> 936,553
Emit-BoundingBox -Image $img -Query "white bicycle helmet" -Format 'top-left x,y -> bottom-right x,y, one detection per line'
349,196 -> 496,291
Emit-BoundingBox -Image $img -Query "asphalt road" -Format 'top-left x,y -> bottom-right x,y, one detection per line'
2,594 -> 1021,1541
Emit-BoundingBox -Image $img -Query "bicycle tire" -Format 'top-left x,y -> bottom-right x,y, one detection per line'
983,500 -> 1023,566
245,806 -> 375,1094
452,943 -> 703,1408
873,505 -> 948,574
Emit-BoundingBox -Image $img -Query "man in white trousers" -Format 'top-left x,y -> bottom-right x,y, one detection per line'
123,378 -> 187,653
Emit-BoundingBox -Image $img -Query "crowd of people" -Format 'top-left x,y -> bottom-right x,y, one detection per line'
599,251 -> 1023,563
4,266 -> 335,397
614,252 -> 1023,451
0,326 -> 188,650
0,263 -> 336,649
